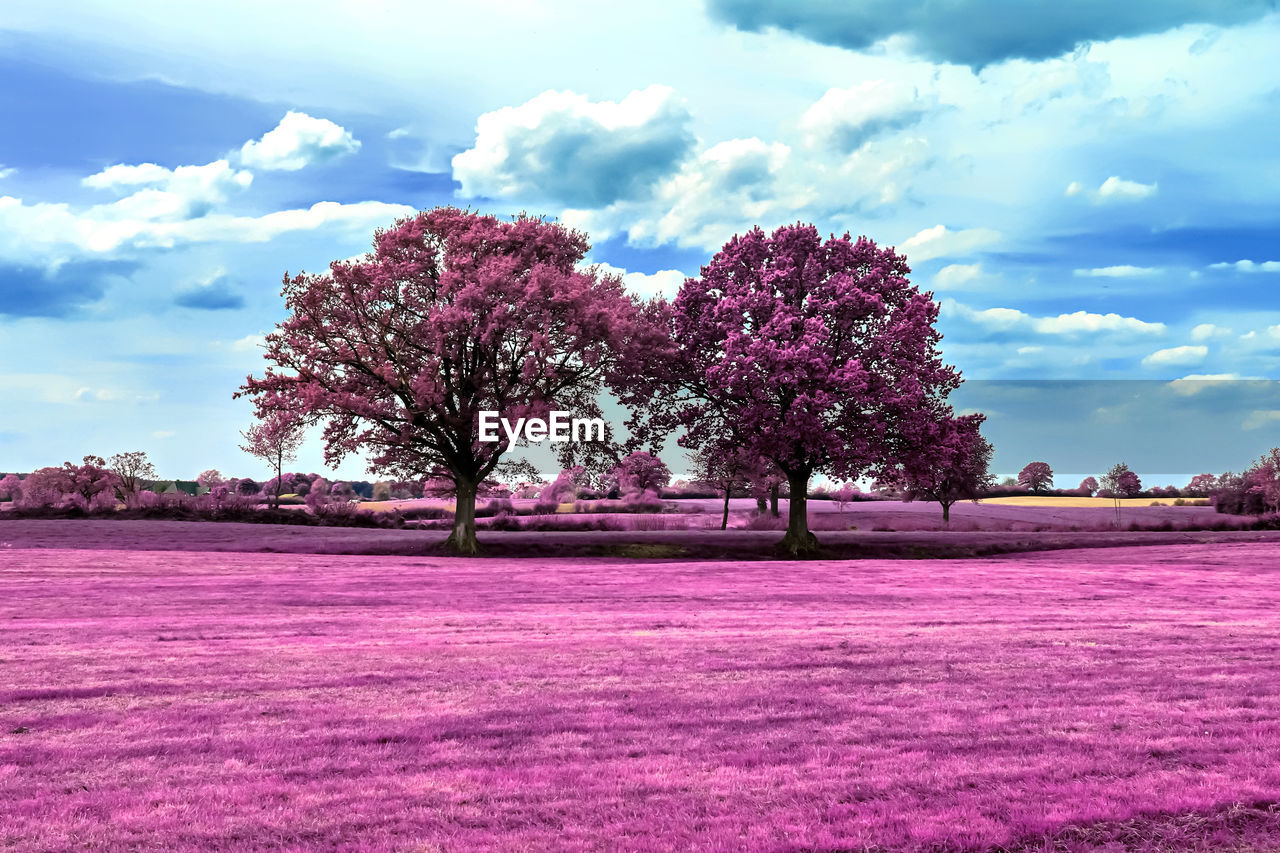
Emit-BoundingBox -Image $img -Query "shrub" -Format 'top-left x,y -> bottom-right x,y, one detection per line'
532,499 -> 560,516
477,498 -> 514,518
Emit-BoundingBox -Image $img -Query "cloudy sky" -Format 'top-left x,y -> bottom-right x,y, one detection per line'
2,0 -> 1278,481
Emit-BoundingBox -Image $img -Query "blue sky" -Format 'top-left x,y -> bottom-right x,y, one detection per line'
1,1 -> 1279,482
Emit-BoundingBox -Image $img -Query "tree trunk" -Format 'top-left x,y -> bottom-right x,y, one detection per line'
756,496 -> 767,514
721,488 -> 730,530
445,478 -> 480,555
272,448 -> 283,510
769,483 -> 780,518
942,501 -> 951,524
778,470 -> 818,556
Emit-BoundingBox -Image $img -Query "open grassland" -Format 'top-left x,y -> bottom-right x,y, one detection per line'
980,496 -> 1208,508
3,544 -> 1280,851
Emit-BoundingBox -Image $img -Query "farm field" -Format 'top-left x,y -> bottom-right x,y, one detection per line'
3,543 -> 1280,851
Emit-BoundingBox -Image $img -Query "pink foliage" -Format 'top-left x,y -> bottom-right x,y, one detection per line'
645,223 -> 960,551
4,545 -> 1280,850
608,450 -> 672,497
238,207 -> 659,552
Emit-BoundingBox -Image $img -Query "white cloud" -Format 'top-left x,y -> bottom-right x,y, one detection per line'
943,299 -> 1166,336
1141,344 -> 1207,367
899,225 -> 1001,263
240,111 -> 361,171
1095,175 -> 1158,201
229,334 -> 266,352
453,85 -> 694,208
934,263 -> 982,288
1016,345 -> 1043,355
1073,265 -> 1158,277
1209,259 -> 1280,273
1190,323 -> 1232,341
1064,181 -> 1082,196
800,80 -> 931,152
82,159 -> 253,220
1244,410 -> 1280,431
152,430 -> 176,439
0,194 -> 412,264
1036,310 -> 1165,335
592,262 -> 687,300
0,165 -> 16,180
1168,373 -> 1243,395
566,136 -> 794,249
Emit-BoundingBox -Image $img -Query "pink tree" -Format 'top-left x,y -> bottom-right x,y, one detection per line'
690,443 -> 758,530
0,473 -> 22,502
887,413 -> 993,523
1077,476 -> 1098,496
643,223 -> 960,554
239,412 -> 305,510
608,451 -> 672,498
196,469 -> 224,490
1185,473 -> 1216,498
1017,461 -> 1054,493
238,207 -> 656,553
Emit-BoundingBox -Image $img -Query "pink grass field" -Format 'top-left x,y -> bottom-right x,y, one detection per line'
3,544 -> 1280,851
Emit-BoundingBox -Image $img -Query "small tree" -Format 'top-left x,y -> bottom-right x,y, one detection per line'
609,451 -> 672,498
1100,462 -> 1140,519
0,473 -> 22,502
239,412 -> 305,509
371,481 -> 392,501
690,444 -> 756,530
1017,461 -> 1054,494
109,451 -> 157,504
196,469 -> 224,490
1185,473 -> 1216,498
889,413 -> 994,523
1077,476 -> 1098,497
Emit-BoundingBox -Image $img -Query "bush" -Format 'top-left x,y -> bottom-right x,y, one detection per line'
532,499 -> 560,516
477,497 -> 514,518
396,505 -> 454,521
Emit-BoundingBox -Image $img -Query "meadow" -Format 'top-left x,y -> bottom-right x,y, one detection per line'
3,539 -> 1280,851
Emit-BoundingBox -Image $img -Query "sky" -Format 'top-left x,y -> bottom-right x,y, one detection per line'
1,0 -> 1279,483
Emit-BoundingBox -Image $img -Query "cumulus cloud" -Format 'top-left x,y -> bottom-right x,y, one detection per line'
800,81 -> 932,152
565,136 -> 793,249
173,270 -> 245,311
0,191 -> 412,277
943,298 -> 1166,336
1244,410 -> 1280,431
1209,259 -> 1280,272
1141,344 -> 1208,367
0,259 -> 138,318
1074,265 -> 1159,277
705,0 -> 1273,68
899,225 -> 1001,263
1095,175 -> 1158,201
82,159 -> 253,220
452,85 -> 695,208
934,263 -> 982,288
592,262 -> 688,300
239,111 -> 361,171
1191,323 -> 1232,341
0,166 -> 16,180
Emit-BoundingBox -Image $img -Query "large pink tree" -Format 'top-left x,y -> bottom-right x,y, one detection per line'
238,207 -> 654,553
647,223 -> 960,554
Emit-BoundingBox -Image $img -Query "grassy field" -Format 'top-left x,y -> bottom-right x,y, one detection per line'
3,543 -> 1280,851
981,496 -> 1209,508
